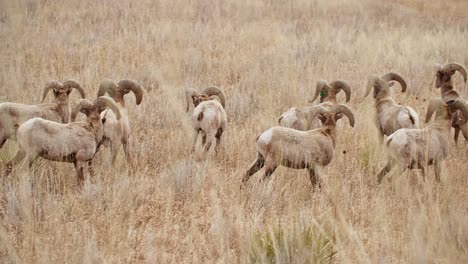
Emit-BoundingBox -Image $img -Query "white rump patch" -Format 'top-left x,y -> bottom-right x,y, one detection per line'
258,128 -> 274,144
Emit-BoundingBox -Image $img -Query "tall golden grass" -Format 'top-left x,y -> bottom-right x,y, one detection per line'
0,0 -> 467,262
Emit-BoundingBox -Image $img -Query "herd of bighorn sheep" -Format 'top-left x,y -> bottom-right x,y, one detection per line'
0,63 -> 467,189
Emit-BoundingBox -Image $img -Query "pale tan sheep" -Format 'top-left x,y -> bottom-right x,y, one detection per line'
377,99 -> 468,183
243,105 -> 355,189
5,96 -> 120,186
0,79 -> 85,150
365,72 -> 419,143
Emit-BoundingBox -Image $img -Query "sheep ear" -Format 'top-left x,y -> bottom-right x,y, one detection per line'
336,113 -> 343,120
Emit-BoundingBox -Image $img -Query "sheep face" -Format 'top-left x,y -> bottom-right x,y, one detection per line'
52,87 -> 73,102
319,87 -> 336,103
435,70 -> 452,88
191,94 -> 211,107
317,112 -> 341,127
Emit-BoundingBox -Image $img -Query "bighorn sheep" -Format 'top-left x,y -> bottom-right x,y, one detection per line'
433,63 -> 468,142
5,96 -> 121,185
185,86 -> 226,112
365,72 -> 419,143
279,80 -> 351,130
242,105 -> 355,188
191,96 -> 227,155
0,79 -> 85,150
97,79 -> 144,164
377,99 -> 468,183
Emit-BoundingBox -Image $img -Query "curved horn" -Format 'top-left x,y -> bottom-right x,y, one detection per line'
332,104 -> 355,127
307,105 -> 329,123
443,63 -> 467,83
97,79 -> 118,97
42,80 -> 62,102
71,99 -> 93,122
117,79 -> 144,105
425,99 -> 445,123
381,72 -> 407,93
447,99 -> 468,124
309,80 -> 328,103
62,79 -> 85,98
202,86 -> 225,108
95,96 -> 122,120
185,88 -> 200,112
330,80 -> 351,102
365,75 -> 381,98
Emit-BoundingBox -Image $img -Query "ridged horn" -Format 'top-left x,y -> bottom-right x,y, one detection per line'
443,63 -> 467,83
309,80 -> 328,103
71,99 -> 94,122
330,80 -> 351,102
185,88 -> 200,112
365,75 -> 382,98
62,79 -> 85,99
202,86 -> 225,108
117,79 -> 144,105
425,99 -> 445,123
95,96 -> 121,120
332,104 -> 355,127
42,80 -> 63,102
381,72 -> 407,93
98,79 -> 119,98
307,105 -> 329,123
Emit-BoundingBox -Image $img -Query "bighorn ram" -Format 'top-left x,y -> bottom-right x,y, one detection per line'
185,86 -> 226,112
365,72 -> 419,143
5,96 -> 121,185
279,80 -> 351,130
242,105 -> 355,189
0,79 -> 85,150
377,99 -> 468,183
191,95 -> 227,155
97,79 -> 144,164
433,63 -> 468,142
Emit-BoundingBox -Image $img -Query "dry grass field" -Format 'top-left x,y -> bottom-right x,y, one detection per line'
0,0 -> 468,263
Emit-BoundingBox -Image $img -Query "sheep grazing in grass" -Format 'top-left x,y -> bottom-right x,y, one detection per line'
242,104 -> 355,189
97,79 -> 144,164
0,79 -> 85,150
377,99 -> 468,183
365,72 -> 419,143
5,96 -> 121,186
279,80 -> 351,130
433,62 -> 468,143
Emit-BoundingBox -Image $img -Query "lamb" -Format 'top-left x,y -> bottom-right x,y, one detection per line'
433,63 -> 468,143
279,80 -> 351,130
185,86 -> 226,112
5,96 -> 121,186
97,79 -> 144,164
365,72 -> 419,143
0,79 -> 85,150
377,99 -> 468,183
242,104 -> 355,188
191,95 -> 227,155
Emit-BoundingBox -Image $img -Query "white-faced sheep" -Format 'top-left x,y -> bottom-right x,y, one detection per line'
365,72 -> 419,143
185,86 -> 226,112
191,95 -> 227,155
97,79 -> 144,164
0,79 -> 85,150
242,105 -> 355,189
433,63 -> 468,143
5,96 -> 121,186
279,80 -> 351,130
377,99 -> 468,183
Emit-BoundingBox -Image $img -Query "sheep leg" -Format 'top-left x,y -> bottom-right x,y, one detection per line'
214,128 -> 223,155
87,160 -> 95,178
261,160 -> 278,182
461,125 -> 468,142
308,167 -> 321,190
110,142 -> 120,165
203,132 -> 216,153
190,130 -> 199,153
418,162 -> 427,182
377,161 -> 393,184
201,133 -> 207,146
74,161 -> 85,186
434,159 -> 442,182
123,141 -> 131,164
242,153 -> 265,183
5,149 -> 26,176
